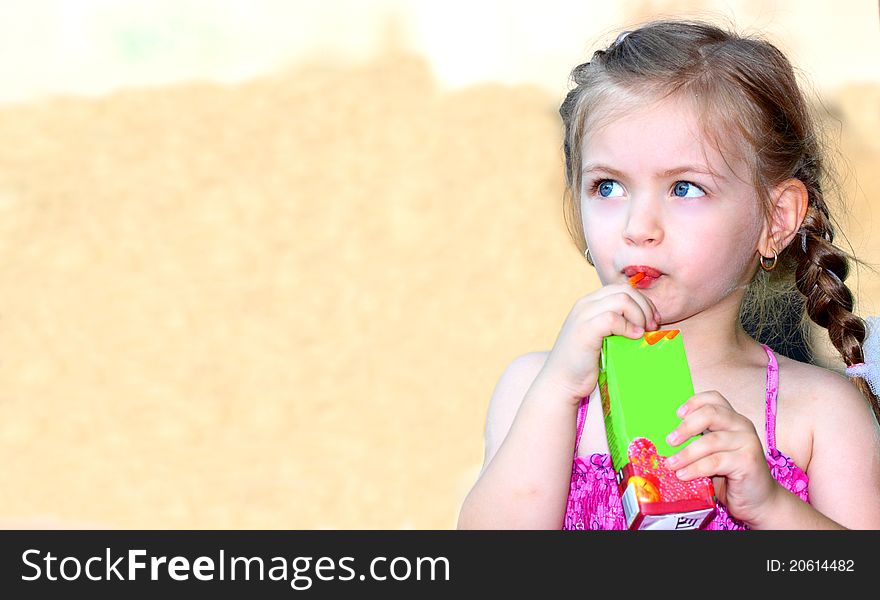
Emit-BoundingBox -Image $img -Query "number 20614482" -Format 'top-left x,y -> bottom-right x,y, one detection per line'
766,560 -> 854,572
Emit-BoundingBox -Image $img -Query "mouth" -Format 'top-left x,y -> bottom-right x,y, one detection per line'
623,265 -> 664,289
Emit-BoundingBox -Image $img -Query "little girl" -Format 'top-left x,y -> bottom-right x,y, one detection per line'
457,20 -> 880,530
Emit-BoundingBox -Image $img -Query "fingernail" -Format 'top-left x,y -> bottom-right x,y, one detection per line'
676,403 -> 688,418
667,454 -> 679,467
676,469 -> 688,479
666,431 -> 679,445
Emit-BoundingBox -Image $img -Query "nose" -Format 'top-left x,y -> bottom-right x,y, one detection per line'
623,194 -> 663,247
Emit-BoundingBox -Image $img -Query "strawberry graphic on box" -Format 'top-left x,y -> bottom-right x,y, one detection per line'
599,330 -> 717,529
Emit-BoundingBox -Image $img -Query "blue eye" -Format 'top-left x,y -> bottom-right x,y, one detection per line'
596,179 -> 624,198
672,181 -> 705,198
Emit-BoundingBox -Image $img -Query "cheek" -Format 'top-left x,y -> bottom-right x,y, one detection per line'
685,221 -> 759,284
583,217 -> 617,258
582,202 -> 621,244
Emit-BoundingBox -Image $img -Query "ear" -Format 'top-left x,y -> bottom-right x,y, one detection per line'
759,178 -> 809,256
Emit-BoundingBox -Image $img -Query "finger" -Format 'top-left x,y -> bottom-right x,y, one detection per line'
665,431 -> 740,471
583,311 -> 647,353
619,283 -> 662,326
627,289 -> 661,329
675,390 -> 733,419
666,403 -> 750,446
645,298 -> 661,327
631,291 -> 661,326
584,284 -> 659,328
587,288 -> 658,331
672,450 -> 743,481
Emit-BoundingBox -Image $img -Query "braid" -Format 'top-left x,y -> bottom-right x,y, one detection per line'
789,204 -> 880,419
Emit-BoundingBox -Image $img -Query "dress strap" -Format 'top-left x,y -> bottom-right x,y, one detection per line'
761,343 -> 780,452
573,395 -> 588,458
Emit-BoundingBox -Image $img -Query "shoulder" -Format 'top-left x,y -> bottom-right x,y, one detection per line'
486,351 -> 550,432
777,354 -> 880,527
775,353 -> 872,420
481,351 -> 550,470
791,356 -> 879,446
775,354 -> 875,441
491,352 -> 550,399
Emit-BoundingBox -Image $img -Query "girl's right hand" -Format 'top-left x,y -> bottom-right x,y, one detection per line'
537,284 -> 661,406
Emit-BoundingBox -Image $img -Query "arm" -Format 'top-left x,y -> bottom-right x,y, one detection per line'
665,369 -> 880,530
756,373 -> 880,530
456,353 -> 588,529
458,284 -> 660,529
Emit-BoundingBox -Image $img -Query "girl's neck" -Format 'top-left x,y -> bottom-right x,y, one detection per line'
663,297 -> 761,373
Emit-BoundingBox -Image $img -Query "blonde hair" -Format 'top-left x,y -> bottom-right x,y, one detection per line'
559,20 -> 878,418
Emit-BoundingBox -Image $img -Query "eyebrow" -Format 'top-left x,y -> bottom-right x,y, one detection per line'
581,163 -> 727,182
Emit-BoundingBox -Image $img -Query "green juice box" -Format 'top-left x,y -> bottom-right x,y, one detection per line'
599,330 -> 717,530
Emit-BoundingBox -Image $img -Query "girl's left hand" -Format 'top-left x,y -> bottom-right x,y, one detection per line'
665,390 -> 780,527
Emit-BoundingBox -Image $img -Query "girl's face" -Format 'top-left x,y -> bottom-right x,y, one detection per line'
580,95 -> 765,324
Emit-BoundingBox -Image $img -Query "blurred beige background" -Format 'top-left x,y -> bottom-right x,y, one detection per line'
0,1 -> 878,529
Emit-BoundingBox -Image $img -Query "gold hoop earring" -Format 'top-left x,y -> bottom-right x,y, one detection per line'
760,250 -> 778,272
584,247 -> 594,266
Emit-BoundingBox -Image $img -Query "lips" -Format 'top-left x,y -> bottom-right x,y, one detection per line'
623,265 -> 664,279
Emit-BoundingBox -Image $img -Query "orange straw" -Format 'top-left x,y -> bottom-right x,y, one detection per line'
628,272 -> 646,287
